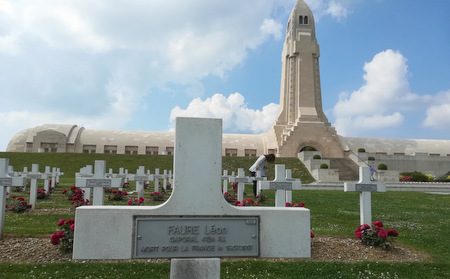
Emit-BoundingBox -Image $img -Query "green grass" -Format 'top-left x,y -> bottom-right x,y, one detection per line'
0,152 -> 449,278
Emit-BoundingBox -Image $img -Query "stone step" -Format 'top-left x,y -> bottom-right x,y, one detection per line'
329,158 -> 360,181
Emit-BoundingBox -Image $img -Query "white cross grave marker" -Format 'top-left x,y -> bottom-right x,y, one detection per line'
0,158 -> 26,237
28,164 -> 49,209
344,167 -> 386,225
258,164 -> 302,207
153,168 -> 165,193
44,166 -> 51,193
221,170 -> 229,194
229,168 -> 252,202
75,160 -> 123,205
130,166 -> 153,199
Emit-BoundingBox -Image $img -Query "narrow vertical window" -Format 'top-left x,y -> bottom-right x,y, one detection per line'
299,16 -> 303,24
304,16 -> 308,25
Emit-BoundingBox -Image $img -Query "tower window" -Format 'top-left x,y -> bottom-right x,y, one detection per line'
299,15 -> 309,25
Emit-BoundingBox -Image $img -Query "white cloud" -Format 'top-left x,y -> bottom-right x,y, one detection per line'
306,0 -> 354,21
169,93 -> 279,134
333,49 -> 433,136
423,90 -> 450,128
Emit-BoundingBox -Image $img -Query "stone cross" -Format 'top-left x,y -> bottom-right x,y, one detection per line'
285,169 -> 301,203
44,166 -> 51,193
0,158 -> 26,237
229,168 -> 252,202
344,167 -> 386,225
77,165 -> 94,202
130,166 -> 153,199
258,164 -> 302,207
75,160 -> 123,205
221,170 -> 229,194
113,168 -> 127,191
153,168 -> 165,192
27,164 -> 49,209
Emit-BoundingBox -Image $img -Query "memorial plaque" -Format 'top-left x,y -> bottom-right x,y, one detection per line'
0,178 -> 12,187
355,184 -> 377,192
269,182 -> 292,190
134,217 -> 259,258
86,179 -> 111,187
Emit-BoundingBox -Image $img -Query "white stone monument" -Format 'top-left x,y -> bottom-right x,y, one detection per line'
73,118 -> 310,264
344,167 -> 386,225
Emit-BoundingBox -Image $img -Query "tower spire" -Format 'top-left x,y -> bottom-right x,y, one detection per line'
271,0 -> 343,158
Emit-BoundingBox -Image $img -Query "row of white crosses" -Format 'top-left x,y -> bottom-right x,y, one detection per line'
75,161 -> 173,205
6,165 -> 63,196
227,164 -> 302,207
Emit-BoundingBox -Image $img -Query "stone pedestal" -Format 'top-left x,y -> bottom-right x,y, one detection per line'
170,258 -> 220,279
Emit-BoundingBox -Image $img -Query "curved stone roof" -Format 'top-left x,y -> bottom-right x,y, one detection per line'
340,136 -> 450,156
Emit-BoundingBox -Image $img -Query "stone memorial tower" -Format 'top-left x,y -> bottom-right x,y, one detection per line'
270,0 -> 344,158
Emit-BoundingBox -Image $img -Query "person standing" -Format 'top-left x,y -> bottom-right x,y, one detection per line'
249,154 -> 276,197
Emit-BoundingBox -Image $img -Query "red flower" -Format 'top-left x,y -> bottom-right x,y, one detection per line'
17,197 -> 25,201
234,200 -> 241,206
50,232 -> 61,245
377,230 -> 388,239
127,200 -> 132,205
65,219 -> 75,225
70,224 -> 75,231
61,189 -> 67,194
111,190 -> 117,194
356,231 -> 363,239
139,197 -> 144,203
285,202 -> 292,207
310,231 -> 315,238
70,185 -> 76,190
299,202 -> 305,207
373,221 -> 383,228
123,191 -> 127,195
387,229 -> 399,237
57,218 -> 66,226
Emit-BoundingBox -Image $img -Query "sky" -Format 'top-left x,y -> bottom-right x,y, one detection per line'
1,0 -> 449,151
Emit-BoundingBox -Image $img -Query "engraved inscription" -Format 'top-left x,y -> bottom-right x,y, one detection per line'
0,177 -> 12,187
270,182 -> 292,190
135,217 -> 259,258
86,179 -> 111,187
356,184 -> 377,192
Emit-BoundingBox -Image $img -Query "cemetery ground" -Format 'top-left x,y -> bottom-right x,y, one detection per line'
0,152 -> 449,278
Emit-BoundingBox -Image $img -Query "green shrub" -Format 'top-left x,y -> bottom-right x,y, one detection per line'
312,155 -> 321,159
358,148 -> 366,153
320,163 -> 329,169
378,163 -> 388,170
400,171 -> 430,182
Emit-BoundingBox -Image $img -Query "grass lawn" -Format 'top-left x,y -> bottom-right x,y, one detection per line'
0,152 -> 449,278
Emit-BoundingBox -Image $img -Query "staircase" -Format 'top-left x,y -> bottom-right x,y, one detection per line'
329,158 -> 360,181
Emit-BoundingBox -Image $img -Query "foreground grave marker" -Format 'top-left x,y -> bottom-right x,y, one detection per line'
74,117 -> 310,264
344,167 -> 386,225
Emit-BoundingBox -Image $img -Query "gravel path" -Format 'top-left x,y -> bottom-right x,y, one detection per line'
0,234 -> 432,264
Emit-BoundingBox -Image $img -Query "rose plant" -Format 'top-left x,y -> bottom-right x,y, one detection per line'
51,218 -> 75,253
355,221 -> 399,249
6,196 -> 31,213
128,197 -> 145,205
107,190 -> 127,201
37,188 -> 50,199
150,191 -> 165,201
223,192 -> 236,203
285,202 -> 305,208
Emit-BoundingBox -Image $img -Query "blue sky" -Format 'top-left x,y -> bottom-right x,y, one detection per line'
1,0 -> 449,151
